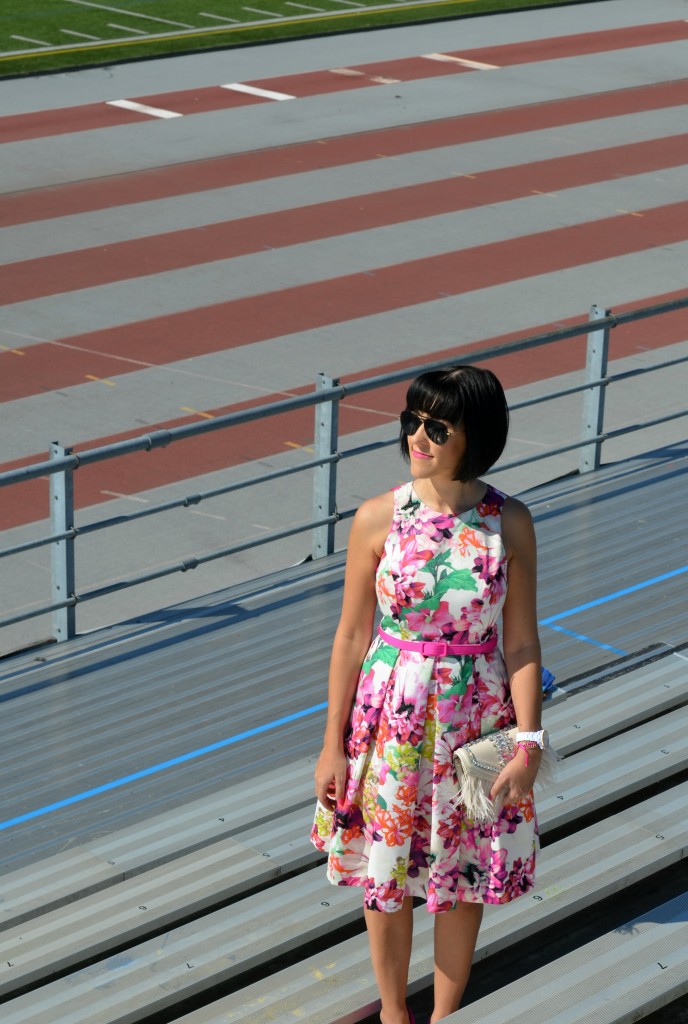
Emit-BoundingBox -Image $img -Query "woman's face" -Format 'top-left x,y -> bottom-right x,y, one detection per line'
406,411 -> 468,482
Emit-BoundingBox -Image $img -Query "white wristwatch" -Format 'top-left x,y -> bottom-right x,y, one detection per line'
515,729 -> 549,749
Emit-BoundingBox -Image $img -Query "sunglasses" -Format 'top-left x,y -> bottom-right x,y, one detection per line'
399,410 -> 457,446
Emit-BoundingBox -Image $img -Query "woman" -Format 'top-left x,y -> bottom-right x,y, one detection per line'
311,364 -> 544,1024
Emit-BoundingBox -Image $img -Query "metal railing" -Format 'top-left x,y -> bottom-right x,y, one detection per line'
1,298 -> 687,644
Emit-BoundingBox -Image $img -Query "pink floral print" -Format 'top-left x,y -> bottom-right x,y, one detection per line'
311,482 -> 538,913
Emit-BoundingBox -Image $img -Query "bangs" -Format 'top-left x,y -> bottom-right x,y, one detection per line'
405,373 -> 464,426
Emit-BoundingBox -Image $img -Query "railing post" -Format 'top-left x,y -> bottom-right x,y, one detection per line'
579,305 -> 610,474
50,442 -> 76,641
312,374 -> 340,559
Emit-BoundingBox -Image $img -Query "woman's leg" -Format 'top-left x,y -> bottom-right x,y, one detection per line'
431,902 -> 483,1022
364,897 -> 414,1024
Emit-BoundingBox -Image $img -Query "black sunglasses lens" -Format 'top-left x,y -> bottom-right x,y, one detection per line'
399,411 -> 449,445
425,421 -> 448,445
400,411 -> 419,435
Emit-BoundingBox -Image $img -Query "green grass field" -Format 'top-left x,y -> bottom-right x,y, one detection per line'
0,0 -> 596,77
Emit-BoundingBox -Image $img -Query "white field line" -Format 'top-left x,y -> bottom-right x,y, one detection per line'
11,35 -> 51,46
221,82 -> 295,100
422,52 -> 499,70
199,12 -> 240,21
107,98 -> 183,118
330,67 -> 365,75
60,28 -> 102,39
63,0 -> 194,28
242,6 -> 282,15
2,0 -> 470,57
285,2 -> 325,9
107,22 -> 149,34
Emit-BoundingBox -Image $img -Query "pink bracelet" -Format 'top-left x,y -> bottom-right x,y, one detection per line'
515,742 -> 534,766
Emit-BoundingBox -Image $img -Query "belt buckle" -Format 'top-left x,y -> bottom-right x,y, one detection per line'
422,639 -> 448,657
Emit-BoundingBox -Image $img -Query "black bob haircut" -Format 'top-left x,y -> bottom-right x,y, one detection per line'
399,364 -> 509,482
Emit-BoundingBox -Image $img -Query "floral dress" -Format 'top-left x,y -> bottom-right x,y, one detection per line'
310,482 -> 538,913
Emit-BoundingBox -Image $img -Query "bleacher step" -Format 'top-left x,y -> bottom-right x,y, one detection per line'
169,781 -> 688,1024
1,691 -> 687,1004
3,776 -> 686,1023
454,891 -> 688,1023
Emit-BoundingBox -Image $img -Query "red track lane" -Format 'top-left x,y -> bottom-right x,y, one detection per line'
3,133 -> 687,306
3,294 -> 686,531
2,79 -> 687,228
255,20 -> 688,91
0,87 -> 270,145
1,20 -> 686,144
449,18 -> 688,66
3,199 -> 688,404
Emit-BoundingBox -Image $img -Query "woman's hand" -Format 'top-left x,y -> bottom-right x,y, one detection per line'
489,746 -> 541,807
315,746 -> 348,811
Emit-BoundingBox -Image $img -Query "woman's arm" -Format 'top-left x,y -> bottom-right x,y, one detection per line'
314,491 -> 393,810
490,497 -> 543,805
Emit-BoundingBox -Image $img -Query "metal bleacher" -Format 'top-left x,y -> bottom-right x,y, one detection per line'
0,447 -> 686,1023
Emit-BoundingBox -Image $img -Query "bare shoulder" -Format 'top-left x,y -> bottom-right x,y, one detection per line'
351,489 -> 396,556
354,489 -> 393,532
501,495 -> 536,556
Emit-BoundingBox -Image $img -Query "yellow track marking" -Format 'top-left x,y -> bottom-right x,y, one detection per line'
181,406 -> 214,419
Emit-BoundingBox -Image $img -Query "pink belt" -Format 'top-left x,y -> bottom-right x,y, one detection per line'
377,626 -> 498,658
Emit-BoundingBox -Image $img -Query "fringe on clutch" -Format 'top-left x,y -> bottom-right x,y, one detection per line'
453,726 -> 560,823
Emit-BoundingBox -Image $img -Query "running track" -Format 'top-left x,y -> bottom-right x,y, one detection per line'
1,4 -> 688,534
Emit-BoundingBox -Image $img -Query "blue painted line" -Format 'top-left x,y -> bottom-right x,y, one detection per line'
0,701 -> 327,833
5,564 -> 686,834
539,565 -> 688,625
543,623 -> 627,656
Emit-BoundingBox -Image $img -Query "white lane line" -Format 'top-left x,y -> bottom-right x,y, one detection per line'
108,22 -> 149,34
370,76 -> 401,84
242,6 -> 282,15
285,2 -> 324,9
1,329 -> 48,341
422,52 -> 499,70
221,82 -> 295,100
330,67 -> 366,75
64,0 -> 193,28
199,11 -> 240,21
107,98 -> 183,119
190,510 -> 227,521
101,491 -> 149,503
60,28 -> 102,39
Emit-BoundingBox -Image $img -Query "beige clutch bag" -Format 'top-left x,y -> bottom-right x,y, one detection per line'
453,727 -> 558,823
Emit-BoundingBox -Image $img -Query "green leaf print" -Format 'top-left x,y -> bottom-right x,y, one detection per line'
374,644 -> 401,667
449,659 -> 473,692
387,743 -> 421,777
397,559 -> 478,621
391,856 -> 408,887
377,795 -> 388,810
422,718 -> 438,760
362,643 -> 399,673
434,568 -> 478,597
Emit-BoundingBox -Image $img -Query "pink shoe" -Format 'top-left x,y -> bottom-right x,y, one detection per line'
407,1009 -> 415,1024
